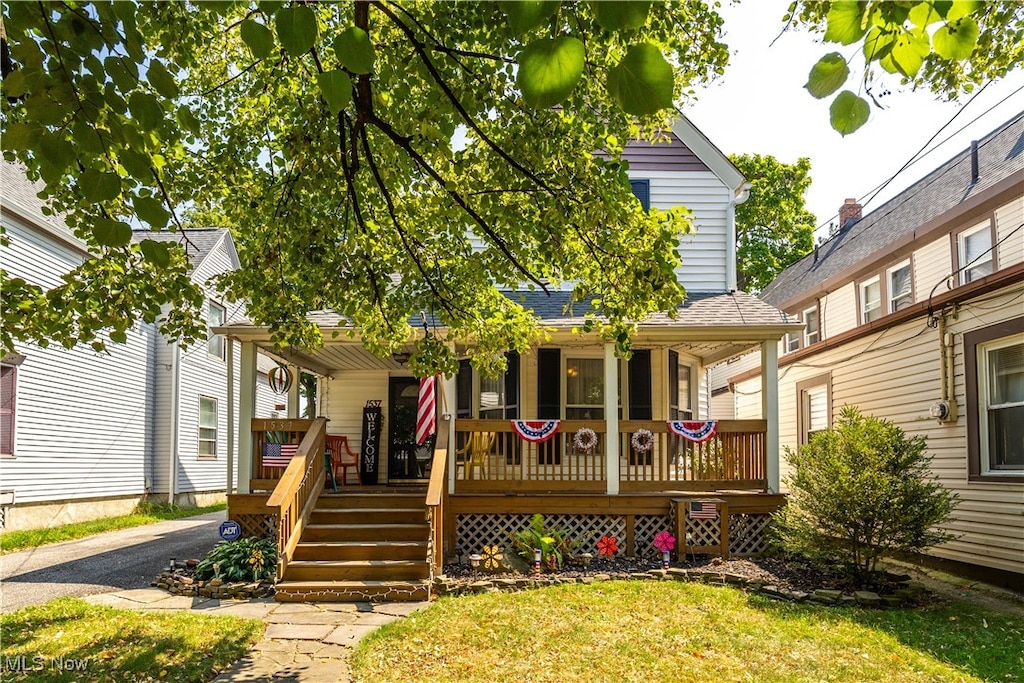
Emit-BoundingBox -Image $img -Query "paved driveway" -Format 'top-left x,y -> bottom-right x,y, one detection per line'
0,510 -> 225,613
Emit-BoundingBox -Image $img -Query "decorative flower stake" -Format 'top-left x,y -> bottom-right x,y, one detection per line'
653,531 -> 676,569
596,534 -> 619,558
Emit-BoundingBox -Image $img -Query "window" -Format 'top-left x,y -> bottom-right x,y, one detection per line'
959,222 -> 994,284
629,179 -> 650,212
668,352 -> 693,420
207,301 -> 225,360
479,374 -> 506,419
784,332 -> 800,353
1,363 -> 17,456
888,261 -> 913,312
566,358 -> 605,419
198,396 -> 218,458
796,374 -> 831,444
859,276 -> 882,323
966,319 -> 1024,480
803,306 -> 820,346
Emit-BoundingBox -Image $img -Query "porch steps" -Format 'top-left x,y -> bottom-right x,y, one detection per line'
275,490 -> 431,602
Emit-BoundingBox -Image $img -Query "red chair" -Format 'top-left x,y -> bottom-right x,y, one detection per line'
326,435 -> 359,486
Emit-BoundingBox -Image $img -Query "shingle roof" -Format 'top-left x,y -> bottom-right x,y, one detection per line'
761,111 -> 1024,308
132,228 -> 228,273
1,162 -> 81,248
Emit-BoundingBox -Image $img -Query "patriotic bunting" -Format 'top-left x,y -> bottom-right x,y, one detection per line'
511,420 -> 560,443
667,420 -> 718,443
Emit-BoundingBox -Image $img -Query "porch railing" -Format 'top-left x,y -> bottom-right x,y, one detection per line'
265,417 -> 327,580
454,419 -> 766,493
251,419 -> 315,491
424,417 -> 450,577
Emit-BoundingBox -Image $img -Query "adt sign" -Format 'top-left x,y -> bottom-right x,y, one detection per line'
219,520 -> 241,542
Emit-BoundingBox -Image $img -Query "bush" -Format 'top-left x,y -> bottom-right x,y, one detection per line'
195,537 -> 277,583
510,514 -> 588,571
772,406 -> 958,586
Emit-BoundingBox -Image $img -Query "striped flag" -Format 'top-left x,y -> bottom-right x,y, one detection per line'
263,442 -> 298,467
416,375 -> 437,446
689,501 -> 718,520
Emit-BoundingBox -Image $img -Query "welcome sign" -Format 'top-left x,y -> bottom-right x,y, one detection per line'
360,400 -> 382,485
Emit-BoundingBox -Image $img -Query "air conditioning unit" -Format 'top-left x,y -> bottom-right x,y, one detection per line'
929,400 -> 958,423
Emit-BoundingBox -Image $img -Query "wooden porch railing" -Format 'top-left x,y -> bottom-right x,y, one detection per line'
251,419 -> 315,491
453,419 -> 767,493
265,417 -> 327,580
424,417 -> 450,577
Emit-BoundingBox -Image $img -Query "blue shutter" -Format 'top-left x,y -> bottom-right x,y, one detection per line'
630,179 -> 650,211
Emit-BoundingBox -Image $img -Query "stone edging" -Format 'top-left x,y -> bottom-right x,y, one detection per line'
152,569 -> 274,600
433,568 -> 929,607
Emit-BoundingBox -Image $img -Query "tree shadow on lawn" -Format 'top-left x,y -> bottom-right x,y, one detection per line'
744,591 -> 1023,682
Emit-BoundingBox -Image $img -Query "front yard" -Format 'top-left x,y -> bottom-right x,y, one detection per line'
352,581 -> 1023,682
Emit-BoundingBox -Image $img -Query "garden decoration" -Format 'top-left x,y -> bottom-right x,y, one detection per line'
534,548 -> 542,577
631,428 -> 655,453
573,427 -> 598,453
267,364 -> 293,394
667,420 -> 718,443
654,531 -> 676,569
511,420 -> 560,443
480,545 -> 504,572
596,535 -> 619,558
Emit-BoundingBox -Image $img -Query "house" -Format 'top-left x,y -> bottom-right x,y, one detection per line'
219,117 -> 804,601
0,163 -> 282,531
730,112 -> 1024,583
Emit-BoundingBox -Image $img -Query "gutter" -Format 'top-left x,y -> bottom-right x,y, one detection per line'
167,342 -> 181,505
727,182 -> 752,293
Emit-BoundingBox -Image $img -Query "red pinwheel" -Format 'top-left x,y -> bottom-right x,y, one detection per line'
596,535 -> 619,558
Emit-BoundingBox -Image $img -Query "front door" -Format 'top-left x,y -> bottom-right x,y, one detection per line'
388,377 -> 428,480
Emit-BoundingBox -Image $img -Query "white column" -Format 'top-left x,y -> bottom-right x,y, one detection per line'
604,343 -> 619,495
237,341 -> 257,494
761,340 -> 780,493
286,364 -> 301,418
442,372 -> 457,496
226,339 -> 235,495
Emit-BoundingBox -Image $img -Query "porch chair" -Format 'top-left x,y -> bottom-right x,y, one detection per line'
455,431 -> 496,480
326,435 -> 359,487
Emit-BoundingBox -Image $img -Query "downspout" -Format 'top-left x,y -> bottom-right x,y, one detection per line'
727,183 -> 751,292
226,339 -> 235,495
168,343 -> 181,505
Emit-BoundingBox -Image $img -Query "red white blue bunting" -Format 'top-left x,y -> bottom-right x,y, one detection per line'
667,421 -> 718,443
511,420 -> 560,443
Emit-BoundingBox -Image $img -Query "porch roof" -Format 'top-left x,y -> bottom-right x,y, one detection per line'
216,290 -> 801,375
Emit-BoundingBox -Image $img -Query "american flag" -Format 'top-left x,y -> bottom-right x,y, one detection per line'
689,501 -> 718,520
263,442 -> 298,467
416,375 -> 437,446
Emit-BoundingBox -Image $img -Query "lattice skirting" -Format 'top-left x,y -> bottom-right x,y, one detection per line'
728,513 -> 771,556
633,514 -> 673,558
235,513 -> 277,540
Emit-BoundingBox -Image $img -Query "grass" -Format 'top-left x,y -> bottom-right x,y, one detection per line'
351,581 -> 1024,683
0,502 -> 226,554
0,597 -> 263,682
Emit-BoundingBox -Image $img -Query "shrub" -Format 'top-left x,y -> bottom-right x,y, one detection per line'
194,537 -> 277,583
772,406 -> 958,586
510,514 -> 588,571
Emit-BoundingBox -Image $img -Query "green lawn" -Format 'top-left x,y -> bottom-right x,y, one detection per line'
0,598 -> 263,683
351,581 -> 1023,683
0,502 -> 226,554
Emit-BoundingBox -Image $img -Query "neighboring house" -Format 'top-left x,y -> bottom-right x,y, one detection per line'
0,164 -> 280,531
730,112 -> 1024,582
220,117 -> 804,601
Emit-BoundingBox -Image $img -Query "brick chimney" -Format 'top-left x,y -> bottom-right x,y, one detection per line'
839,198 -> 862,229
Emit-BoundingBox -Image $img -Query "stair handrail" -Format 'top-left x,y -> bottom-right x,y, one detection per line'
266,416 -> 327,581
425,417 -> 450,577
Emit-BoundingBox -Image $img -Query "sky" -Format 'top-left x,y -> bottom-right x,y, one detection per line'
683,1 -> 1024,238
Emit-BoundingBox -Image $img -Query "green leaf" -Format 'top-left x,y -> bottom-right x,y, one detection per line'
590,1 -> 651,30
139,239 -> 172,267
176,106 -> 202,136
146,60 -> 179,98
240,19 -> 275,59
133,196 -> 171,228
805,52 -> 850,99
830,90 -> 870,136
908,2 -> 943,27
120,149 -> 152,181
104,56 -> 138,92
2,123 -> 36,153
334,26 -> 375,74
275,6 -> 317,56
499,1 -> 560,34
824,1 -> 868,45
128,92 -> 164,131
932,17 -> 979,60
81,170 -> 122,202
883,31 -> 930,77
39,136 -> 76,174
316,69 -> 352,114
93,219 -> 133,247
946,0 -> 979,22
3,70 -> 28,98
606,43 -> 675,116
517,36 -> 585,109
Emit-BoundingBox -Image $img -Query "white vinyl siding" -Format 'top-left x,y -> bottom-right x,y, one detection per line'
959,222 -> 993,284
859,276 -> 882,323
888,261 -> 913,312
914,236 -> 953,301
819,284 -> 858,338
994,197 -> 1024,269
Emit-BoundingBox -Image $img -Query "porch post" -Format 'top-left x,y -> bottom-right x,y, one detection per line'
442,372 -> 457,496
286,364 -> 301,418
237,341 -> 257,494
761,339 -> 780,493
226,339 -> 235,495
605,343 -> 619,495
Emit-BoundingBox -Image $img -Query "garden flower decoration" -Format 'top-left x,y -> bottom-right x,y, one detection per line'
653,530 -> 676,569
596,535 -> 619,557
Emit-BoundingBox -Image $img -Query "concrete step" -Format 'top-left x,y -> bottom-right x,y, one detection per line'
293,541 -> 428,562
284,559 -> 429,582
302,523 -> 429,543
274,579 -> 430,602
309,507 -> 425,525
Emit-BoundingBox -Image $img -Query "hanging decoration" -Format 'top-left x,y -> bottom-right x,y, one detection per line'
268,364 -> 293,394
572,427 -> 598,453
630,429 -> 655,453
511,420 -> 560,443
667,420 -> 718,443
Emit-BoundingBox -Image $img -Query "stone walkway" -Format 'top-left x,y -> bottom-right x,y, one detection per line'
82,589 -> 428,682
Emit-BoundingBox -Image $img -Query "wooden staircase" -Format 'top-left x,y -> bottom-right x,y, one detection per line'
275,491 -> 432,602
